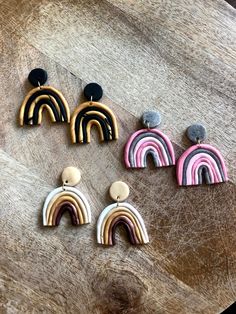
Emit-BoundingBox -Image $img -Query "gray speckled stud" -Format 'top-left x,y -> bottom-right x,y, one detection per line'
186,124 -> 207,144
141,111 -> 161,128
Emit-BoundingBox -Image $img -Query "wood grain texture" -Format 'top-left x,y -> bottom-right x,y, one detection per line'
0,1 -> 236,313
225,0 -> 236,8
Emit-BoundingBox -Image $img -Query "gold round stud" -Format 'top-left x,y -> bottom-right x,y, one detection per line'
61,167 -> 81,187
109,181 -> 130,202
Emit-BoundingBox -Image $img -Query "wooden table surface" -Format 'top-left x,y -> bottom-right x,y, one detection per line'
0,1 -> 236,313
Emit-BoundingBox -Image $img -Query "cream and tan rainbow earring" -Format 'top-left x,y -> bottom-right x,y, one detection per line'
42,167 -> 91,227
97,181 -> 149,246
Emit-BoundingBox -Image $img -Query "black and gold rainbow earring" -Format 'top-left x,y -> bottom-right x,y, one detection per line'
70,83 -> 119,144
19,68 -> 70,126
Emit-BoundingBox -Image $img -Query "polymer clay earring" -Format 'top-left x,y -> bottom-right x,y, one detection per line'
70,83 -> 118,144
19,68 -> 70,126
124,111 -> 175,168
97,181 -> 149,246
177,124 -> 228,186
42,167 -> 91,226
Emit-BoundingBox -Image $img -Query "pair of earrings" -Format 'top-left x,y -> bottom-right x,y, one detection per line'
125,111 -> 228,186
19,68 -> 119,144
19,68 -> 228,186
43,167 -> 149,246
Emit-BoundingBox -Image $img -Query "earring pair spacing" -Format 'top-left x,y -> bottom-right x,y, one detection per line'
124,112 -> 228,186
42,168 -> 149,246
19,68 -> 119,144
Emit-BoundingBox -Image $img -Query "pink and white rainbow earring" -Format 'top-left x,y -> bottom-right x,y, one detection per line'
176,124 -> 228,186
124,111 -> 175,169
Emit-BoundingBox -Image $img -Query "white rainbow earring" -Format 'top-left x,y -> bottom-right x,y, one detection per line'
42,167 -> 91,226
97,181 -> 149,246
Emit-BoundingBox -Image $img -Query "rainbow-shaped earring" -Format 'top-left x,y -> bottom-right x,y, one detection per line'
42,167 -> 91,226
19,68 -> 70,126
97,181 -> 149,246
70,83 -> 118,144
124,111 -> 175,168
177,124 -> 228,186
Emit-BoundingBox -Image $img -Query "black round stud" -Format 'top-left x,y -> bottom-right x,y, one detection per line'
84,83 -> 103,101
28,68 -> 48,87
